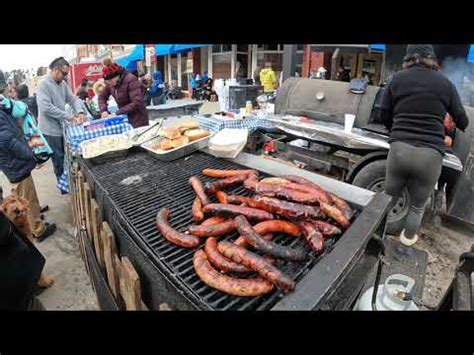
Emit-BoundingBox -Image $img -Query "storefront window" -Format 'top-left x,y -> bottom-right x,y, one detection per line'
236,53 -> 249,79
170,54 -> 178,82
212,52 -> 232,79
181,53 -> 190,90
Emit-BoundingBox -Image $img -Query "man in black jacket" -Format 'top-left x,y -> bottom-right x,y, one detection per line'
379,45 -> 469,246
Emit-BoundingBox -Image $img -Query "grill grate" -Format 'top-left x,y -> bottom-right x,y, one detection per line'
82,151 -> 344,310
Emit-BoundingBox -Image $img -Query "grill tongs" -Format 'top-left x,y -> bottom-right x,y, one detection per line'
131,119 -> 164,146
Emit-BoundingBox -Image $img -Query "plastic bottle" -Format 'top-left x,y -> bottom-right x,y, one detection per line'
245,100 -> 253,114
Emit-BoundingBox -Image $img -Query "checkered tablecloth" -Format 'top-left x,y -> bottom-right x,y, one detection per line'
57,119 -> 133,193
195,114 -> 275,133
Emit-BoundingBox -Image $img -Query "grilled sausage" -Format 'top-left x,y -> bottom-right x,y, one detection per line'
218,241 -> 295,290
188,220 -> 236,238
202,169 -> 257,178
193,250 -> 274,297
204,237 -> 251,273
299,221 -> 324,254
214,190 -> 228,204
260,177 -> 331,205
156,209 -> 200,248
282,175 -> 332,204
189,176 -> 210,205
255,182 -> 322,205
234,233 -> 273,247
201,216 -> 227,226
202,203 -> 274,221
320,202 -> 351,230
235,216 -> 308,261
328,193 -> 353,220
243,172 -> 259,190
252,196 -> 323,220
311,220 -> 341,237
227,195 -> 260,207
192,196 -> 204,223
205,175 -> 248,194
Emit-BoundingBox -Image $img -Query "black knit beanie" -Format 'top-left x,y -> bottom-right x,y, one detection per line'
405,44 -> 436,60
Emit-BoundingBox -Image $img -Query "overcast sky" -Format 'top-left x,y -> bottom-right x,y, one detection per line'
0,45 -> 76,71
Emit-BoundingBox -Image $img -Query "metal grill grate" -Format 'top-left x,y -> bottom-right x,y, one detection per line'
82,151 -> 345,310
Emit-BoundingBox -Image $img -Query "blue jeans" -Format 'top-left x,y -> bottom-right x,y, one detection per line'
44,135 -> 65,183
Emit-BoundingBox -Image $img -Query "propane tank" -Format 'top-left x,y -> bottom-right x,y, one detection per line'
356,274 -> 419,311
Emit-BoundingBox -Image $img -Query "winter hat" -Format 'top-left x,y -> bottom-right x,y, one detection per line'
102,58 -> 123,80
405,44 -> 436,60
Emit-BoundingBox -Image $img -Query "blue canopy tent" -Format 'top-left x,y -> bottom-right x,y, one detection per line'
154,44 -> 207,56
116,44 -> 144,71
370,44 -> 386,52
468,45 -> 474,64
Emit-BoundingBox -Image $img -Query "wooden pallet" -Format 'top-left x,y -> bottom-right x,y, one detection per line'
73,165 -> 149,311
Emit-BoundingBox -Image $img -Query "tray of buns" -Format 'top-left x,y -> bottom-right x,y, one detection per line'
140,117 -> 213,161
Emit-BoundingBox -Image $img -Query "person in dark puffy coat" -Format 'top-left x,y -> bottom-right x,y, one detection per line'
98,58 -> 149,128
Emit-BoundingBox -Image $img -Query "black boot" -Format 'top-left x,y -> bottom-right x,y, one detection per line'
34,223 -> 57,242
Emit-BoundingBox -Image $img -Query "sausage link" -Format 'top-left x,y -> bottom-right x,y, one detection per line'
156,209 -> 200,248
252,196 -> 322,220
311,220 -> 341,237
234,233 -> 273,248
261,177 -> 331,204
243,172 -> 259,191
202,169 -> 257,178
215,190 -> 229,204
202,203 -> 274,221
282,175 -> 332,204
218,241 -> 295,290
299,221 -> 324,254
204,237 -> 250,273
192,196 -> 204,222
201,216 -> 227,226
193,250 -> 274,297
328,193 -> 354,220
255,182 -> 321,205
188,220 -> 236,238
189,176 -> 210,205
235,216 -> 308,261
320,202 -> 351,230
227,195 -> 259,207
205,175 -> 248,194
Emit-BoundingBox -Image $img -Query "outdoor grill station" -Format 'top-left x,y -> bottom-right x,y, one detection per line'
66,75 -> 473,311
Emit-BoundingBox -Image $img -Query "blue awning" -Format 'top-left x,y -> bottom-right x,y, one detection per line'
116,44 -> 144,71
468,45 -> 474,63
370,44 -> 386,52
155,44 -> 208,56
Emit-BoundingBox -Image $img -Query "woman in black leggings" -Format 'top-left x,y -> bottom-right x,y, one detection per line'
379,45 -> 469,246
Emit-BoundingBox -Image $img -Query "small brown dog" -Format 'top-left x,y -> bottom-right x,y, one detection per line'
1,195 -> 54,289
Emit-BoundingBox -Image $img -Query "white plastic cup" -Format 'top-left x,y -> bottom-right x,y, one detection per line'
344,114 -> 356,133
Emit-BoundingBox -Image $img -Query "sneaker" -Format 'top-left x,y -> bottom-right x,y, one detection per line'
34,223 -> 57,242
399,229 -> 419,247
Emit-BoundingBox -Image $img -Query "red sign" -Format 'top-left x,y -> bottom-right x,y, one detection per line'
68,62 -> 104,91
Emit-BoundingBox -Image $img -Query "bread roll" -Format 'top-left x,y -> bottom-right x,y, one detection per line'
170,136 -> 190,149
177,121 -> 199,133
184,129 -> 210,142
163,127 -> 182,139
158,138 -> 174,150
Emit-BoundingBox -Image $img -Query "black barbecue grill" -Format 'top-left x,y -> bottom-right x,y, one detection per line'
80,150 -> 391,310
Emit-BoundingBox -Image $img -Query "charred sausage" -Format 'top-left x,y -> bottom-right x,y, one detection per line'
156,209 -> 200,248
320,202 -> 351,230
328,193 -> 353,220
299,221 -> 324,254
252,196 -> 323,220
202,169 -> 257,178
189,176 -> 210,206
202,203 -> 274,221
235,216 -> 308,261
234,233 -> 273,248
255,182 -> 322,205
205,175 -> 248,194
218,241 -> 295,290
204,237 -> 251,273
227,195 -> 260,207
192,196 -> 204,223
201,216 -> 228,226
193,250 -> 274,297
260,177 -> 331,205
311,220 -> 341,237
188,220 -> 237,238
243,172 -> 259,190
282,175 -> 332,204
214,190 -> 228,204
